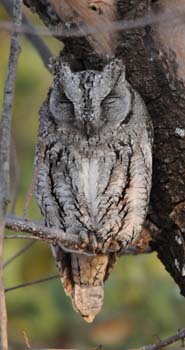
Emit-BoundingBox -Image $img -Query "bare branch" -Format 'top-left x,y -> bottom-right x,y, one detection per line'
0,0 -> 53,69
3,241 -> 35,269
22,330 -> 31,349
5,217 -> 97,256
140,328 -> 185,350
0,0 -> 22,347
5,274 -> 59,293
4,234 -> 44,241
5,215 -> 79,245
5,216 -> 153,257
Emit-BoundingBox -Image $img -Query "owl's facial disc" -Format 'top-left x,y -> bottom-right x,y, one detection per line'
59,60 -> 124,132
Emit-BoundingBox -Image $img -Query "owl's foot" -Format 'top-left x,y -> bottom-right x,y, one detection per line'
115,231 -> 137,249
101,238 -> 121,253
79,230 -> 98,253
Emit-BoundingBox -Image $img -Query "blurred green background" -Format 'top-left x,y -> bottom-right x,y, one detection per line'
0,4 -> 185,349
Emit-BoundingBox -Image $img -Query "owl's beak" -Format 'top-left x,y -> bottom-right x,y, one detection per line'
82,110 -> 94,122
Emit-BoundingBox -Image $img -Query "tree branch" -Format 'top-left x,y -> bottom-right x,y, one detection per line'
4,234 -> 47,240
5,274 -> 59,293
0,0 -> 22,348
5,216 -> 101,256
5,216 -> 153,257
5,215 -> 79,245
141,328 -> 185,350
3,241 -> 35,269
0,0 -> 53,69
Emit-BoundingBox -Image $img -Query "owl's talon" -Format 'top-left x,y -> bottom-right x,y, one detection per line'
108,240 -> 121,252
79,230 -> 98,253
97,240 -> 103,251
80,230 -> 89,248
101,238 -> 121,253
118,237 -> 131,249
89,232 -> 98,252
101,237 -> 112,253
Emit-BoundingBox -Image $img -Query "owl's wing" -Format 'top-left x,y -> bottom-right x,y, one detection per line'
96,93 -> 153,251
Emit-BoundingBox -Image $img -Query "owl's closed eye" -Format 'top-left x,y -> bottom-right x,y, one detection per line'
49,86 -> 74,123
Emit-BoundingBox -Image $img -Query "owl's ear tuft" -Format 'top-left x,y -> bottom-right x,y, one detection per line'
59,62 -> 81,102
117,63 -> 126,80
102,59 -> 123,80
96,59 -> 124,99
49,57 -> 61,77
60,62 -> 73,83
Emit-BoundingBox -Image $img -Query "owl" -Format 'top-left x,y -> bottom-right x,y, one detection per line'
35,58 -> 153,322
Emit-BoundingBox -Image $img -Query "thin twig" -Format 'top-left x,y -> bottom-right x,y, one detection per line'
4,234 -> 44,240
140,328 -> 185,350
0,0 -> 53,69
0,0 -> 22,348
3,241 -> 35,268
22,330 -> 31,349
0,6 -> 184,38
5,274 -> 59,293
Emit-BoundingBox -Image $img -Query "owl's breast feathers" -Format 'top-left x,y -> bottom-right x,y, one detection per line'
48,124 -> 151,244
48,135 -> 132,238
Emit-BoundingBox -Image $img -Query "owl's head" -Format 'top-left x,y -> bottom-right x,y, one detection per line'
49,59 -> 132,135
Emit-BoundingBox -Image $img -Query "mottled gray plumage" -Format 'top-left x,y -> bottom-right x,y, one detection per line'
35,59 -> 153,322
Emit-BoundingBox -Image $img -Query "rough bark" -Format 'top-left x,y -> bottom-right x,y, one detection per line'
23,0 -> 185,296
119,0 -> 185,295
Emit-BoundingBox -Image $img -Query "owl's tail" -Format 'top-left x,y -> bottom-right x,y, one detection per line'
52,246 -> 118,322
72,283 -> 104,323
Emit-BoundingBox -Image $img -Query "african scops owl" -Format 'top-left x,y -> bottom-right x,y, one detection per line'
35,59 -> 153,322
